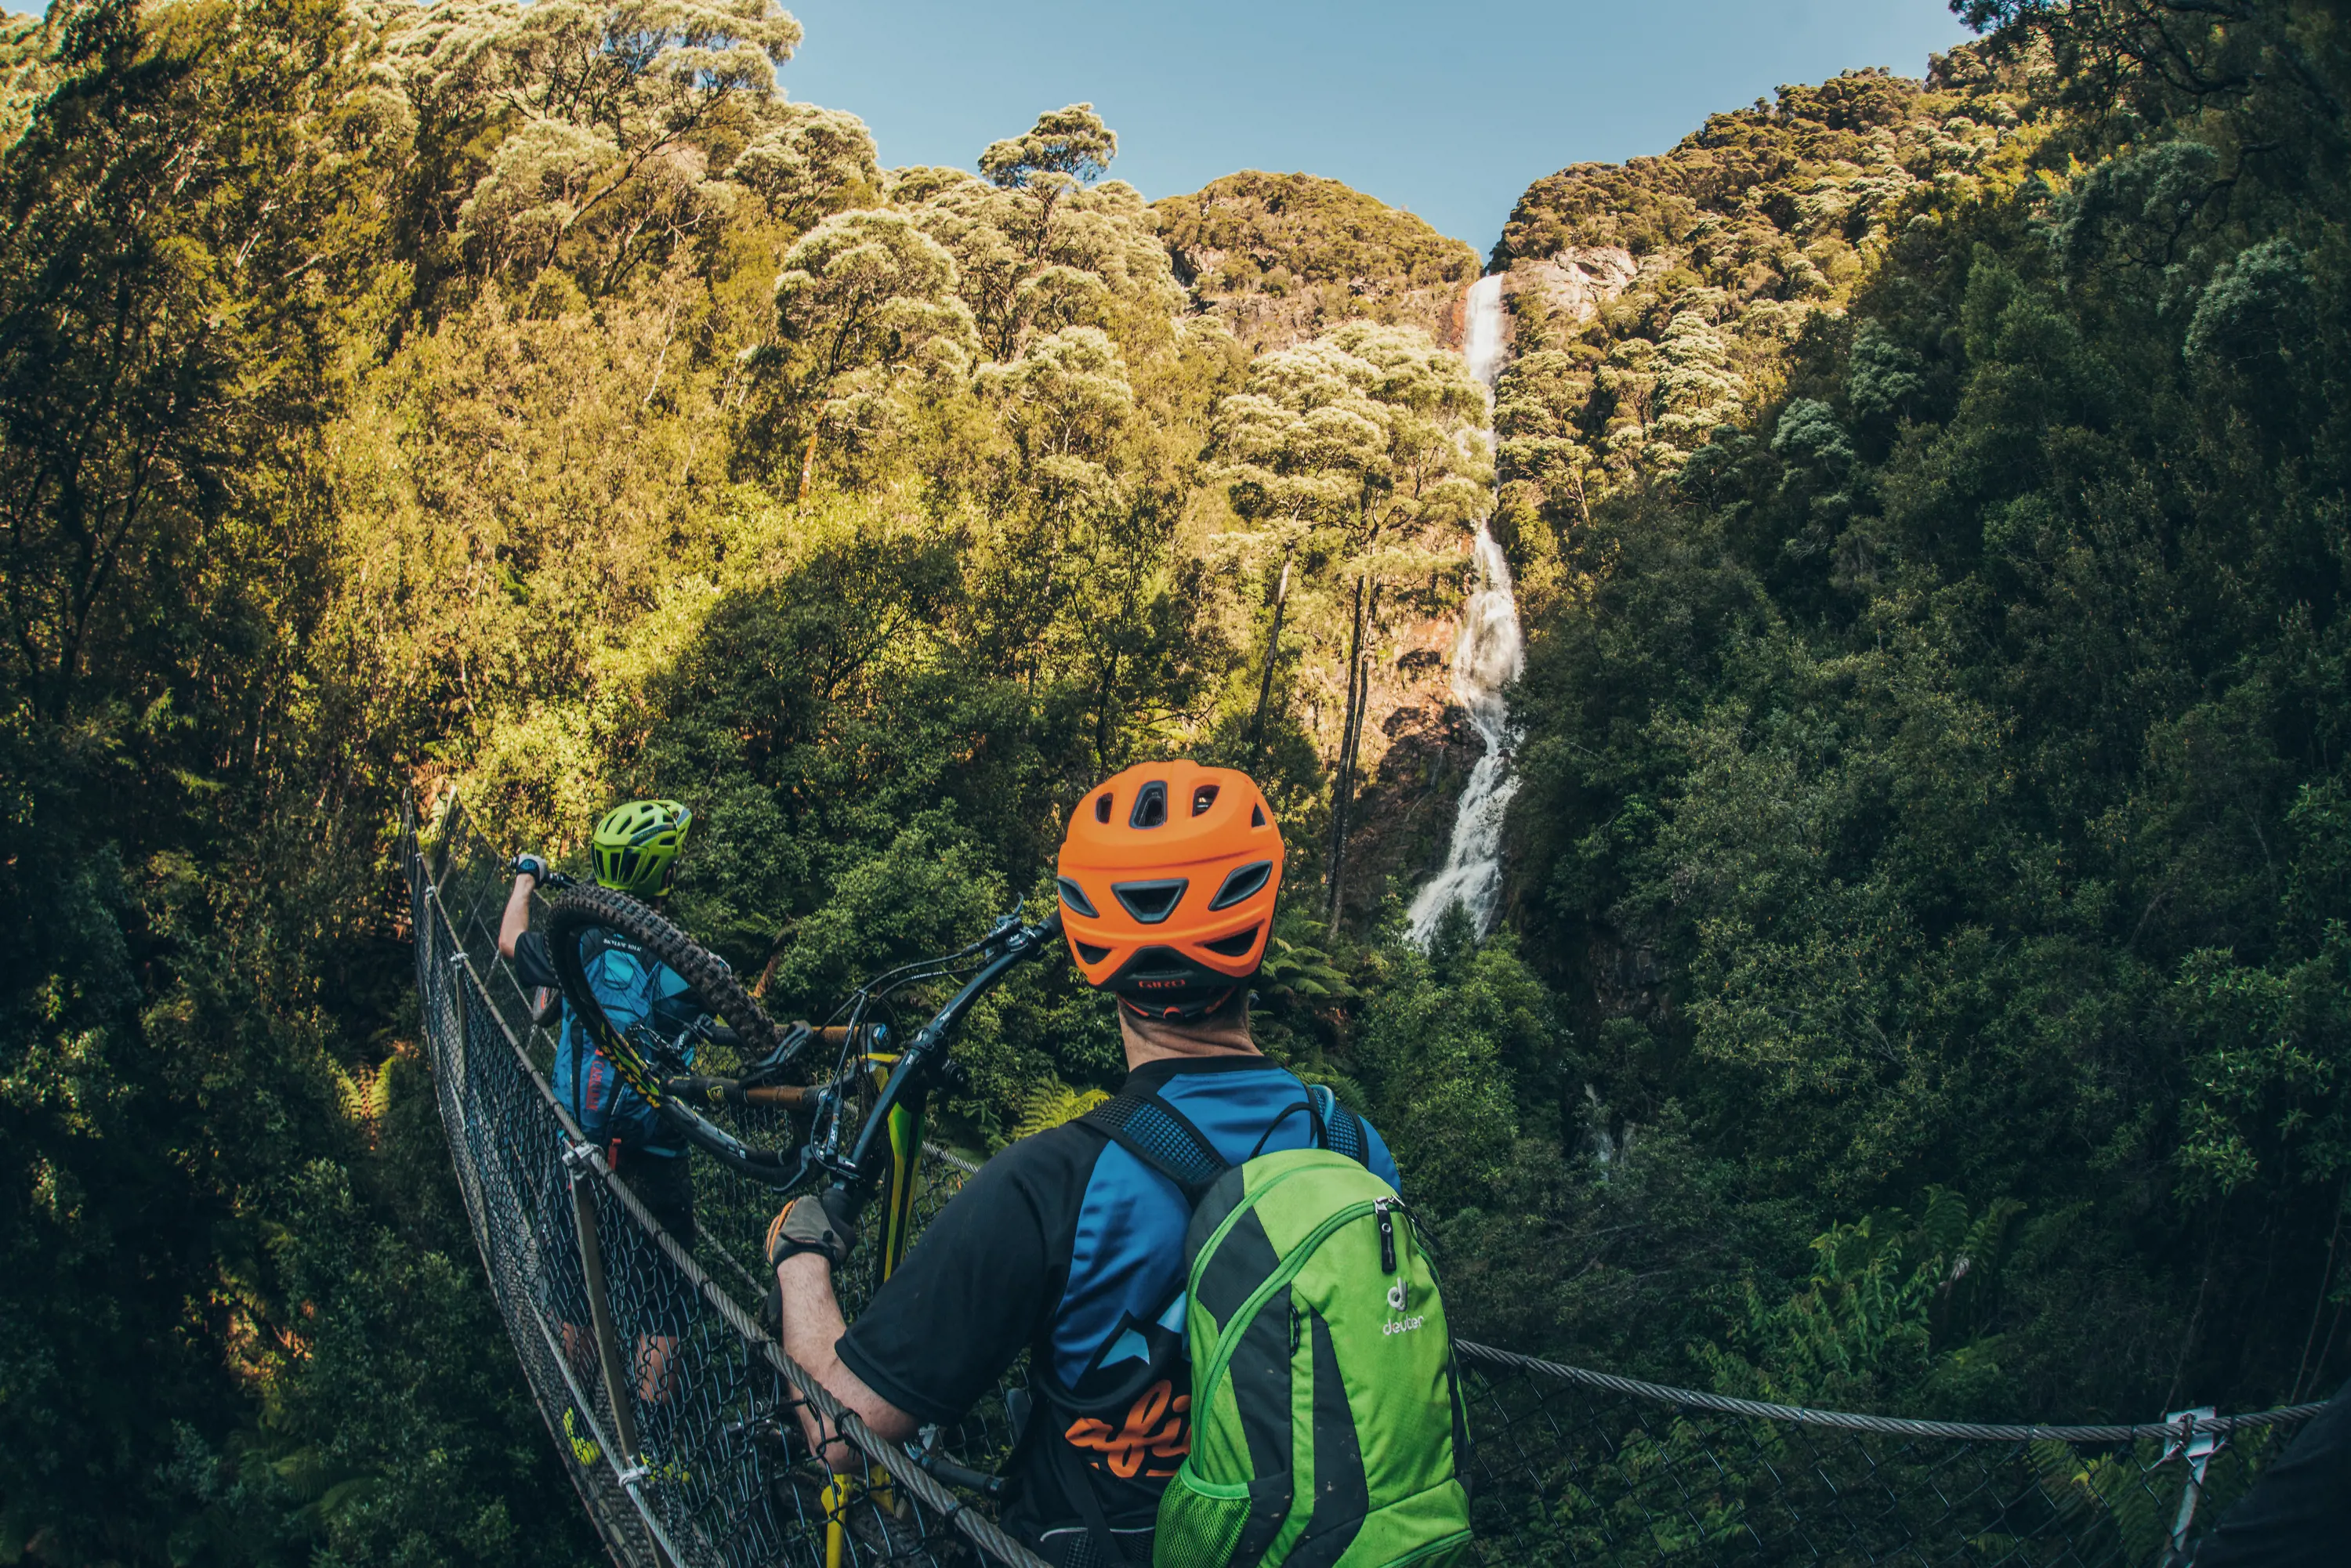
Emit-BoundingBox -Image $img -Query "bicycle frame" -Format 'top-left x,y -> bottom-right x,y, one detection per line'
544,875 -> 1061,1214
808,917 -> 1062,1549
824,910 -> 1062,1234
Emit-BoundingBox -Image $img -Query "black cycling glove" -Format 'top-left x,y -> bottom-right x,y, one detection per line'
765,1189 -> 860,1270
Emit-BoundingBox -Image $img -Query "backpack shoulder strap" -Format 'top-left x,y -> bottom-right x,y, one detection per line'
1077,1090 -> 1229,1203
1306,1082 -> 1373,1171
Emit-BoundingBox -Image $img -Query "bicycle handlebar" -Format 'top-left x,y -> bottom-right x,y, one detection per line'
664,1074 -> 820,1109
824,909 -> 1062,1216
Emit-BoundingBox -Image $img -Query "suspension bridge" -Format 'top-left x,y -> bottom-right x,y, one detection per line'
404,798 -> 2325,1567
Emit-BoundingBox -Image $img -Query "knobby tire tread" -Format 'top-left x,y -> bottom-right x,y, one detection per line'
545,884 -> 784,1068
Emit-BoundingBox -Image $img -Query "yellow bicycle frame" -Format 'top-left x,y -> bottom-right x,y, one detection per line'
868,1053 -> 926,1282
826,1050 -> 922,1563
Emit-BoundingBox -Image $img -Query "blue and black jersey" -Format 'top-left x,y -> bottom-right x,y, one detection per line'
513,926 -> 705,1158
837,1053 -> 1400,1559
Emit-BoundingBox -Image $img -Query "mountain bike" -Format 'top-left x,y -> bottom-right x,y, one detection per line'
536,876 -> 1056,1522
538,877 -> 1060,1256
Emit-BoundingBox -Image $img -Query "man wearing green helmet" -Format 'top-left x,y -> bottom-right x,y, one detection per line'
498,798 -> 702,1425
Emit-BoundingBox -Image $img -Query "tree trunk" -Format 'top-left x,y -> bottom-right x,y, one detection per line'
1248,550 -> 1294,762
1324,576 -> 1375,925
1093,646 -> 1122,773
797,429 -> 820,501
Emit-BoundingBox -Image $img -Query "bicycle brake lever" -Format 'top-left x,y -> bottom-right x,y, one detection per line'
740,1021 -> 814,1084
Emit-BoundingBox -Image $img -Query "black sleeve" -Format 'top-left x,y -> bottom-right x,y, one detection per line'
511,929 -> 560,991
2192,1376 -> 2351,1566
835,1132 -> 1085,1426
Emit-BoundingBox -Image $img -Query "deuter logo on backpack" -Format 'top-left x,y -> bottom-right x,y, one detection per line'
1383,1278 -> 1425,1334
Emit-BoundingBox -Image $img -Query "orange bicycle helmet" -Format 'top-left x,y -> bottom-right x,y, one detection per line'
1056,761 -> 1284,1020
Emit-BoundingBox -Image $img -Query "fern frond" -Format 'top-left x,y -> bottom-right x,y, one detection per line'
1920,1185 -> 1969,1258
1012,1080 -> 1110,1141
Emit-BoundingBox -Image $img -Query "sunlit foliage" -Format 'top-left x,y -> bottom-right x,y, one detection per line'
4,1 -> 2348,1560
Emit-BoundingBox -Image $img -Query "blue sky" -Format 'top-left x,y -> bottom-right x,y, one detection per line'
778,0 -> 1977,254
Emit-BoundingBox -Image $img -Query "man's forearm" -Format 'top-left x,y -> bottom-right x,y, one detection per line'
773,1253 -> 917,1469
496,875 -> 534,958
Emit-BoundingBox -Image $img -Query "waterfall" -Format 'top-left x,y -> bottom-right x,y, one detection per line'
1406,273 -> 1524,946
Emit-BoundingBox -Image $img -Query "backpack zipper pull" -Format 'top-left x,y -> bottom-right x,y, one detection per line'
1375,1198 -> 1396,1273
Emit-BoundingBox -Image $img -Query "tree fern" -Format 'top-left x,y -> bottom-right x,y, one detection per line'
1012,1079 -> 1111,1141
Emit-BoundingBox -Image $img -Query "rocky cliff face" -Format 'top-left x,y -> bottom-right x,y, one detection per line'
1154,171 -> 1481,354
1498,244 -> 1643,337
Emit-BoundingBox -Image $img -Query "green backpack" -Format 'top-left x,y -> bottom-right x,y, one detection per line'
1077,1086 -> 1473,1568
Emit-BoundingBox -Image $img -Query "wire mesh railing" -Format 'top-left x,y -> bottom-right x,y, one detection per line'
404,795 -> 2325,1568
408,798 -> 1039,1568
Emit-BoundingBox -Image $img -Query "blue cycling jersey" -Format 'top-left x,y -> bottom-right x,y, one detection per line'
836,1053 -> 1401,1544
514,927 -> 704,1153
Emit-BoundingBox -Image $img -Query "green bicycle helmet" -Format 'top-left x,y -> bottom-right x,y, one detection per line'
591,799 -> 693,896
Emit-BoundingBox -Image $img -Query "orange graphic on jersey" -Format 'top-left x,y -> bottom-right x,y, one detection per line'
1064,1379 -> 1192,1479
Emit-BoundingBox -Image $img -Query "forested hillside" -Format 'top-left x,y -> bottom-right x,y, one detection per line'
1494,0 -> 2351,1423
0,0 -> 2345,1563
1486,53 -> 2047,610
1152,171 -> 1480,353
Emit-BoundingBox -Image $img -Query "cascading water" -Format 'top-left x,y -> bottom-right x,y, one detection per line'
1406,273 -> 1525,946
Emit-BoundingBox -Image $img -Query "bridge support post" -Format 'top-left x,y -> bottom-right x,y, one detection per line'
2159,1406 -> 2222,1567
567,1146 -> 682,1568
567,1146 -> 645,1469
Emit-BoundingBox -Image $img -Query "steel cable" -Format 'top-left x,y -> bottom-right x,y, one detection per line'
406,795 -> 2327,1568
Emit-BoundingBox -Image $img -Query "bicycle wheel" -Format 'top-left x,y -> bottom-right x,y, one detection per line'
543,885 -> 806,1187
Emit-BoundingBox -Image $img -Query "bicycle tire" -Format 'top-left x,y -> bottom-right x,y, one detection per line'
544,884 -> 784,1066
542,886 -> 814,1188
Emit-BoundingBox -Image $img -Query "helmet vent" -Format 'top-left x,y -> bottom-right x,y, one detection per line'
1191,784 -> 1219,816
1207,860 -> 1273,911
1074,940 -> 1111,965
1251,803 -> 1266,827
1203,925 -> 1259,958
1111,878 -> 1188,924
1129,781 -> 1168,829
1056,877 -> 1098,918
1094,792 -> 1113,824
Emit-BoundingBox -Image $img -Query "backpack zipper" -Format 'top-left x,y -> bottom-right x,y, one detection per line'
1185,1158 -> 1396,1300
1375,1198 -> 1396,1273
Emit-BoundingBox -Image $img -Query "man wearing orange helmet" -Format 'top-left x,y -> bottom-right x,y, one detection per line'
766,762 -> 1402,1566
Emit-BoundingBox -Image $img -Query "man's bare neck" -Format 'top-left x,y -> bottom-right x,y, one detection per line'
1118,1004 -> 1260,1072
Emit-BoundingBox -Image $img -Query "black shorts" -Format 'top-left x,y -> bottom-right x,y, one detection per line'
614,1146 -> 695,1242
548,1146 -> 698,1341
